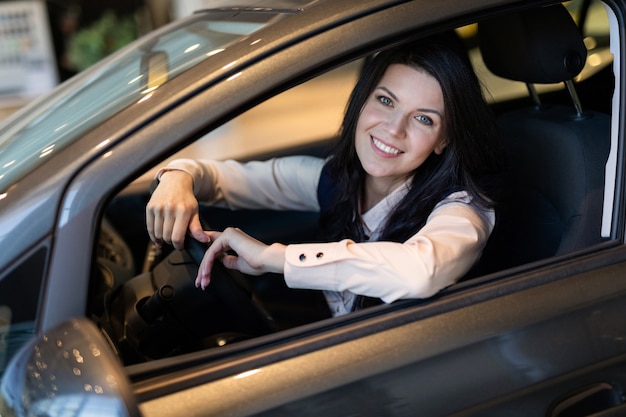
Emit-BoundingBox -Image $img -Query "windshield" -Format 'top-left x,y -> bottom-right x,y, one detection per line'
0,10 -> 286,193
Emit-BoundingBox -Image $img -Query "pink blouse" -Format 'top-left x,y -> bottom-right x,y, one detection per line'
158,156 -> 494,316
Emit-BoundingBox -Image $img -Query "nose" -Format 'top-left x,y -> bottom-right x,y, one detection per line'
384,111 -> 407,138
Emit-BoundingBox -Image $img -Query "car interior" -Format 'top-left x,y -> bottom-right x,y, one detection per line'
465,2 -> 613,276
89,0 -> 617,366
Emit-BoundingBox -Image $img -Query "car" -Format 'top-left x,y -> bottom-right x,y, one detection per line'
1,0 -> 626,415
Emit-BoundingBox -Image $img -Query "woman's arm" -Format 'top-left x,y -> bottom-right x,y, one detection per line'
147,155 -> 324,249
156,156 -> 324,211
283,200 -> 494,303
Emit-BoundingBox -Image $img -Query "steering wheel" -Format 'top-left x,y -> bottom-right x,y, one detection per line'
182,234 -> 277,337
102,230 -> 277,363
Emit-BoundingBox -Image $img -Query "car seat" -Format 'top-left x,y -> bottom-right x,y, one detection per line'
473,4 -> 611,273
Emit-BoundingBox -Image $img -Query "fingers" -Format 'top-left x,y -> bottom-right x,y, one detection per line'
170,210 -> 193,251
195,231 -> 224,290
195,229 -> 250,290
145,206 -> 161,248
189,214 -> 210,243
195,228 -> 274,290
220,253 -> 241,270
147,202 -> 194,250
145,170 -> 199,250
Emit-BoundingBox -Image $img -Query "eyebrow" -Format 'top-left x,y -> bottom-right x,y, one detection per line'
377,86 -> 443,119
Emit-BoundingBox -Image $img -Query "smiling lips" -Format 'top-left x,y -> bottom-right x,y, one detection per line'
371,136 -> 403,156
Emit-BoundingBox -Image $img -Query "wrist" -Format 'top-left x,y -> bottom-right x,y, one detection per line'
158,169 -> 194,189
266,243 -> 287,274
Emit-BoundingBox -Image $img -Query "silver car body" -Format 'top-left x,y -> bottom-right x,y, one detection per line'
1,0 -> 626,415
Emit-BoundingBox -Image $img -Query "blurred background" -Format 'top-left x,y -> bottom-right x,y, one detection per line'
0,0 -> 204,120
0,0 -> 610,129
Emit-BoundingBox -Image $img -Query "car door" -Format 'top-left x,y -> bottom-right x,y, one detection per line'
132,2 -> 626,416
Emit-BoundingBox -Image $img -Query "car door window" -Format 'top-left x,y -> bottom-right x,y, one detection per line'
95,63 -> 361,364
0,247 -> 47,378
90,0 -> 617,369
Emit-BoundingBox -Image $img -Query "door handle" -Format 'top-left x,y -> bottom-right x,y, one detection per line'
548,382 -> 625,417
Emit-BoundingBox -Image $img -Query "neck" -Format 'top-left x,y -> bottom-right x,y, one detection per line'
362,176 -> 403,212
361,190 -> 383,213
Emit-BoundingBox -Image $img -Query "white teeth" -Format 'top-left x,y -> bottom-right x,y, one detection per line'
372,137 -> 401,155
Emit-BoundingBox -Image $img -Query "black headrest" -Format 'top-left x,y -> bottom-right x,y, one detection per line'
478,4 -> 587,84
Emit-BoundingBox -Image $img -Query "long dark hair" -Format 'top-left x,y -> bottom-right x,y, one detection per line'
320,34 -> 506,243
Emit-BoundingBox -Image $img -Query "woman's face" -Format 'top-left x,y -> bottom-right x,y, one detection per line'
355,63 -> 447,194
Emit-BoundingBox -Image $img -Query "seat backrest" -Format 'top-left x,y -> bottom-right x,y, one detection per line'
475,4 -> 611,272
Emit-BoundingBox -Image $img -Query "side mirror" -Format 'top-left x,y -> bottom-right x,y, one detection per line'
0,317 -> 139,417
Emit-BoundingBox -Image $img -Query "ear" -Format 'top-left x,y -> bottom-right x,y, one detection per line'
434,139 -> 448,155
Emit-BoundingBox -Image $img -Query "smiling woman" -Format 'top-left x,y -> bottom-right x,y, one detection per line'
355,63 -> 447,207
145,34 -> 506,317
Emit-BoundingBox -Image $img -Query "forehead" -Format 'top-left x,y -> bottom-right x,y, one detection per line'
377,64 -> 444,109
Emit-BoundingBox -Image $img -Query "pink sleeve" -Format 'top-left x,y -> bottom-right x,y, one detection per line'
284,201 -> 493,302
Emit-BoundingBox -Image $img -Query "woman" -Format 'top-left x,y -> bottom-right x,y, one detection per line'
146,35 -> 505,316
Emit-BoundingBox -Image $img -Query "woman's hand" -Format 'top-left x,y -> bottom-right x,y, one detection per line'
195,227 -> 286,290
146,170 -> 208,250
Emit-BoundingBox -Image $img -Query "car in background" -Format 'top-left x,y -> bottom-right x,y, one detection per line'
1,0 -> 626,415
